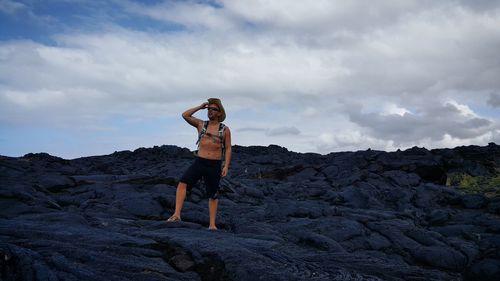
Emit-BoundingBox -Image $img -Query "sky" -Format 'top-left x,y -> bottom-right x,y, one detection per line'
1,0 -> 500,159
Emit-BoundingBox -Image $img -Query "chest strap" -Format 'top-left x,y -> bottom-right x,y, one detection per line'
195,121 -> 226,166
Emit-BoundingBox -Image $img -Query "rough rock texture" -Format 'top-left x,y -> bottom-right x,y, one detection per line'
1,143 -> 500,281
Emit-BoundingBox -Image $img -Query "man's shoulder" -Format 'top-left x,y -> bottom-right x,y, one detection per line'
220,123 -> 230,132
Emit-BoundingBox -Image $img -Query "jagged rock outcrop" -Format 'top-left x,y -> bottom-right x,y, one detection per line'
1,143 -> 499,280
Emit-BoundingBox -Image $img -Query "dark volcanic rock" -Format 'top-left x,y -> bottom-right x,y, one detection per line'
1,143 -> 500,281
462,194 -> 488,209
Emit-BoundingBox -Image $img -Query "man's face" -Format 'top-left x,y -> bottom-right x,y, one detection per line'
207,103 -> 221,121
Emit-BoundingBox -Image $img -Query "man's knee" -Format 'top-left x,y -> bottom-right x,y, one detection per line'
177,182 -> 187,189
208,191 -> 219,200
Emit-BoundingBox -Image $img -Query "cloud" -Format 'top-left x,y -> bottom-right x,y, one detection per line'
1,0 -> 500,157
236,127 -> 267,133
455,0 -> 500,13
222,0 -> 423,36
236,126 -> 300,136
121,0 -> 236,31
267,126 -> 300,136
0,0 -> 25,15
487,93 -> 500,108
346,101 -> 495,145
492,129 -> 500,144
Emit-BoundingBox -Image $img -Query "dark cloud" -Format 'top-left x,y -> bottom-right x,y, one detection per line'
456,0 -> 500,13
267,126 -> 300,137
346,102 -> 494,144
236,127 -> 268,133
237,126 -> 300,137
487,93 -> 500,108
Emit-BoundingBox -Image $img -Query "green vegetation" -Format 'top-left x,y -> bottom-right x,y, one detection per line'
446,172 -> 500,197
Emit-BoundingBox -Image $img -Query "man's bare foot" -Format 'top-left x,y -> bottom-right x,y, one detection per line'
167,215 -> 181,222
208,225 -> 217,231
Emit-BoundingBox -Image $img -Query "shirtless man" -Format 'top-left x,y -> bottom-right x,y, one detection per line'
167,98 -> 232,230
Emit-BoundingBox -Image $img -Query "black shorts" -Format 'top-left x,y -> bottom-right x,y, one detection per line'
180,157 -> 222,199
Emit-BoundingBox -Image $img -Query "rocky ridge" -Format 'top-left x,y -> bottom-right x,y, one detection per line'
1,143 -> 499,280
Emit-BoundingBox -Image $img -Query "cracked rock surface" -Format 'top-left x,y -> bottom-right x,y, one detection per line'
1,143 -> 500,280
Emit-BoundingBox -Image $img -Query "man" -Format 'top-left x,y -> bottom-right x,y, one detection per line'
167,98 -> 232,230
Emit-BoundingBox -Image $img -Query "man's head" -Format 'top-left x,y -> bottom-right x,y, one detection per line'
207,98 -> 226,122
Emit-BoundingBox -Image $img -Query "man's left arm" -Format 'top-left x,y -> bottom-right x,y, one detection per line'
222,127 -> 232,177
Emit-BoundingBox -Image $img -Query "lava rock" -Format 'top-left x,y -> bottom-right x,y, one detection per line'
462,194 -> 487,209
1,143 -> 499,281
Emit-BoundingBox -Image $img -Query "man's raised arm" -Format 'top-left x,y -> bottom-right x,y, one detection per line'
182,102 -> 207,128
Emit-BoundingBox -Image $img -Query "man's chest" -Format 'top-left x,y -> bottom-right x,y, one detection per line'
200,124 -> 223,143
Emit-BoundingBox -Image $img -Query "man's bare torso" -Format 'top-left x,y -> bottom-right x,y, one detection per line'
197,122 -> 223,160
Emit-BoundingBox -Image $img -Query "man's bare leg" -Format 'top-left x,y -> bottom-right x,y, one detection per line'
168,182 -> 187,221
208,198 -> 218,230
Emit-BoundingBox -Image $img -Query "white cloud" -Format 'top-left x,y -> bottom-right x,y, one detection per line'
381,103 -> 411,116
4,89 -> 67,109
